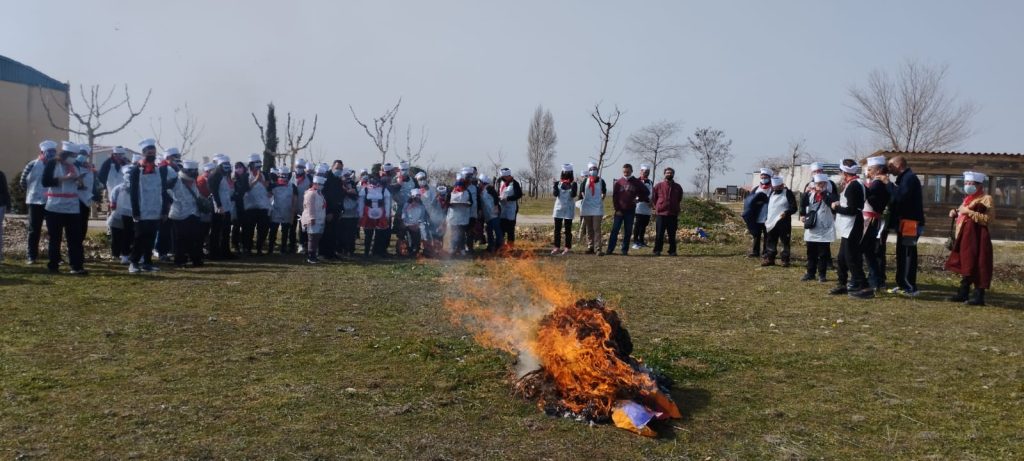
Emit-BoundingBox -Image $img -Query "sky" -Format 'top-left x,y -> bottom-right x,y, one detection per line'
4,0 -> 1023,186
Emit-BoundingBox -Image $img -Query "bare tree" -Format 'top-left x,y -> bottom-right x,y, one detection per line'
515,168 -> 536,200
526,105 -> 558,198
150,103 -> 205,157
848,59 -> 977,152
756,139 -> 813,186
283,112 -> 318,168
590,103 -> 622,174
401,124 -> 429,167
688,127 -> 733,197
40,84 -> 152,151
690,171 -> 708,195
350,98 -> 402,165
251,103 -> 279,169
625,120 -> 685,181
485,149 -> 507,179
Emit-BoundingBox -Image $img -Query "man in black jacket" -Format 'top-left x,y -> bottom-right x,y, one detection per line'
762,176 -> 797,266
887,155 -> 924,296
830,159 -> 867,295
319,164 -> 344,259
851,156 -> 891,299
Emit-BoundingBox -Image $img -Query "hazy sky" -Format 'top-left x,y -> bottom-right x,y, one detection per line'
4,0 -> 1023,185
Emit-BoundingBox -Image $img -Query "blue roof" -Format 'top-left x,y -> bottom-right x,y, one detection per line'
0,54 -> 69,92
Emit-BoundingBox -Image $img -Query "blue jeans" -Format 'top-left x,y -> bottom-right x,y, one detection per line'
607,211 -> 635,254
485,218 -> 503,252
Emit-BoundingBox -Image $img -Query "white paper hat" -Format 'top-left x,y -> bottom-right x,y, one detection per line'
113,146 -> 126,155
415,171 -> 427,180
771,176 -> 784,186
459,166 -> 473,175
182,160 -> 199,169
759,168 -> 772,176
866,156 -> 886,167
138,138 -> 157,150
455,173 -> 464,181
478,174 -> 491,184
436,185 -> 448,193
561,163 -> 573,172
840,163 -> 861,175
587,162 -> 598,170
295,158 -> 307,167
39,140 -> 58,151
248,154 -> 262,163
409,188 -> 421,197
78,144 -> 91,154
203,162 -> 216,171
639,164 -> 651,171
382,163 -> 395,172
313,175 -> 326,184
399,161 -> 410,170
278,166 -> 291,174
499,168 -> 512,177
809,162 -> 823,171
963,171 -> 987,183
315,164 -> 329,174
164,147 -> 181,158
812,173 -> 829,183
61,140 -> 77,152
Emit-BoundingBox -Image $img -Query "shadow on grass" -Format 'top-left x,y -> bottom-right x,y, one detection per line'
913,283 -> 1024,310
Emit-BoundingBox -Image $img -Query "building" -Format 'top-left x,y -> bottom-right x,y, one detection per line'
0,54 -> 68,181
871,150 -> 1024,241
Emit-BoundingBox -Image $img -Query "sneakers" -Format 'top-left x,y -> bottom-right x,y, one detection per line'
129,263 -> 141,274
818,275 -> 827,283
901,289 -> 921,298
630,243 -> 641,250
26,258 -> 36,265
887,287 -> 903,295
849,288 -> 875,299
69,269 -> 89,276
551,247 -> 560,255
142,264 -> 160,272
800,273 -> 814,282
829,285 -> 848,295
297,245 -> 306,254
560,248 -> 570,256
306,257 -> 318,264
119,255 -> 131,265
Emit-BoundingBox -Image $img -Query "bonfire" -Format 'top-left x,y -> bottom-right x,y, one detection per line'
444,256 -> 681,436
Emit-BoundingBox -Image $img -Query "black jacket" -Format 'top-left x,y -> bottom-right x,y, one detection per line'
0,170 -> 10,209
321,174 -> 344,214
891,168 -> 925,225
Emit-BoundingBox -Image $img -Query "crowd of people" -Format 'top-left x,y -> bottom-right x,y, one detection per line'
743,155 -> 995,306
0,139 -> 998,305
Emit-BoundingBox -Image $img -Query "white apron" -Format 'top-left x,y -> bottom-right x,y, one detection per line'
765,189 -> 789,232
834,180 -> 863,239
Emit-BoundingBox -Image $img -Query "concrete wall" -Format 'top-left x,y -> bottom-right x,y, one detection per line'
0,80 -> 68,181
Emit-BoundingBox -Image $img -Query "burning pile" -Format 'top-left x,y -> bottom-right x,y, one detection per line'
444,256 -> 680,436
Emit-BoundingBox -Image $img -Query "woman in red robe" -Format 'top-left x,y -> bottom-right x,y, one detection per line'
944,171 -> 994,306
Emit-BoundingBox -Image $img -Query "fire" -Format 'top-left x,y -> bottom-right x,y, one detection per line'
443,252 -> 680,435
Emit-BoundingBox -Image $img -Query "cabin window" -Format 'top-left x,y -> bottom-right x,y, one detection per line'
924,175 -> 948,204
993,177 -> 1020,207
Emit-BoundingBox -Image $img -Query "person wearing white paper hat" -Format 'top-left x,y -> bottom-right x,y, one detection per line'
98,145 -> 131,199
206,155 -> 235,259
19,140 -> 59,263
850,155 -> 892,299
944,171 -> 994,306
495,167 -> 523,249
445,172 -> 474,256
240,153 -> 271,256
800,173 -> 836,282
400,187 -> 429,256
152,147 -> 182,262
195,161 -> 217,253
389,161 -> 416,253
39,141 -> 87,274
359,173 -> 392,257
107,166 -> 136,264
127,138 -> 168,273
290,158 -> 312,254
163,160 -> 205,267
799,162 -> 838,271
267,166 -> 298,255
72,150 -> 100,251
476,174 -> 502,253
630,164 -> 654,250
579,161 -> 607,255
338,168 -> 361,256
829,159 -> 867,295
300,175 -> 328,263
761,176 -> 796,267
550,163 -> 578,255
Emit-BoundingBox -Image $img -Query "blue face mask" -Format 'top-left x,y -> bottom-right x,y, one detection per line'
760,178 -> 771,185
964,184 -> 977,195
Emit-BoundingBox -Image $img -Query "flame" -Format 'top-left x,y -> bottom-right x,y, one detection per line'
443,251 -> 658,418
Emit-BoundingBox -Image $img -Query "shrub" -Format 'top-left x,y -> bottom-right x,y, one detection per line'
679,197 -> 734,228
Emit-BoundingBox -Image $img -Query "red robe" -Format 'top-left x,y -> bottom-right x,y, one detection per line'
944,194 -> 994,289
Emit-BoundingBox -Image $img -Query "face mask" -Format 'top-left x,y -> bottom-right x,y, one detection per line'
146,154 -> 157,162
588,170 -> 598,176
221,164 -> 231,173
295,168 -> 305,175
332,170 -> 343,177
760,178 -> 771,185
44,150 -> 57,160
964,184 -> 977,195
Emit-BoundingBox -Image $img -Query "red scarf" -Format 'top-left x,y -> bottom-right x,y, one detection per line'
141,159 -> 156,174
587,175 -> 598,195
957,187 -> 984,227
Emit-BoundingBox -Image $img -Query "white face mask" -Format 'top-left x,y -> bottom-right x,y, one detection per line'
964,184 -> 977,195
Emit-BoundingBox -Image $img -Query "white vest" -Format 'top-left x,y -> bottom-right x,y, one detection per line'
23,159 -> 47,205
553,182 -> 576,220
137,170 -> 164,220
580,177 -> 604,217
44,162 -> 81,214
78,168 -> 95,207
835,180 -> 864,239
167,177 -> 200,220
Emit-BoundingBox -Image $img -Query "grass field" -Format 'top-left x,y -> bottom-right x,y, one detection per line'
1,238 -> 1022,459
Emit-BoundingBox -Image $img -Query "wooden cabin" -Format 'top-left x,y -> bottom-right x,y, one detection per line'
872,151 -> 1024,240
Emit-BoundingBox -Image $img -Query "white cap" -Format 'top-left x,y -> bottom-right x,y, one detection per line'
455,173 -> 464,181
313,175 -> 326,184
409,188 -> 421,197
315,164 -> 329,174
138,138 -> 156,150
183,160 -> 199,169
164,147 -> 181,158
812,173 -> 829,183
61,140 -> 77,152
248,154 -> 262,163
436,185 -> 448,193
382,162 -> 395,172
39,140 -> 58,151
215,154 -> 231,164
278,166 -> 291,174
963,171 -> 987,183
295,159 -> 307,167
840,163 -> 861,175
399,161 -> 410,170
113,146 -> 126,155
269,167 -> 279,175
203,162 -> 216,171
587,162 -> 598,170
639,164 -> 651,171
809,162 -> 823,171
341,168 -> 353,177
561,163 -> 573,172
78,144 -> 91,154
359,168 -> 369,175
499,167 -> 512,177
478,174 -> 491,184
415,171 -> 427,180
460,166 -> 473,175
759,168 -> 772,176
866,156 -> 886,167
771,176 -> 784,187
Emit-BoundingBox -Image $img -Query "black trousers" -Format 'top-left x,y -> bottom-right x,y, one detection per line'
363,227 -> 391,256
895,235 -> 920,292
131,219 -> 159,265
340,218 -> 359,255
765,222 -> 792,262
750,223 -> 767,256
862,222 -> 884,289
111,216 -> 135,257
156,218 -> 174,257
837,235 -> 866,289
554,218 -> 573,248
407,228 -> 422,255
172,216 -> 204,266
242,208 -> 270,254
289,215 -> 304,251
805,241 -> 830,277
321,213 -> 339,257
79,203 -> 91,240
209,212 -> 232,258
653,215 -> 679,254
45,211 -> 84,271
500,219 -> 516,245
26,203 -> 46,260
632,213 -> 651,245
268,221 -> 294,254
